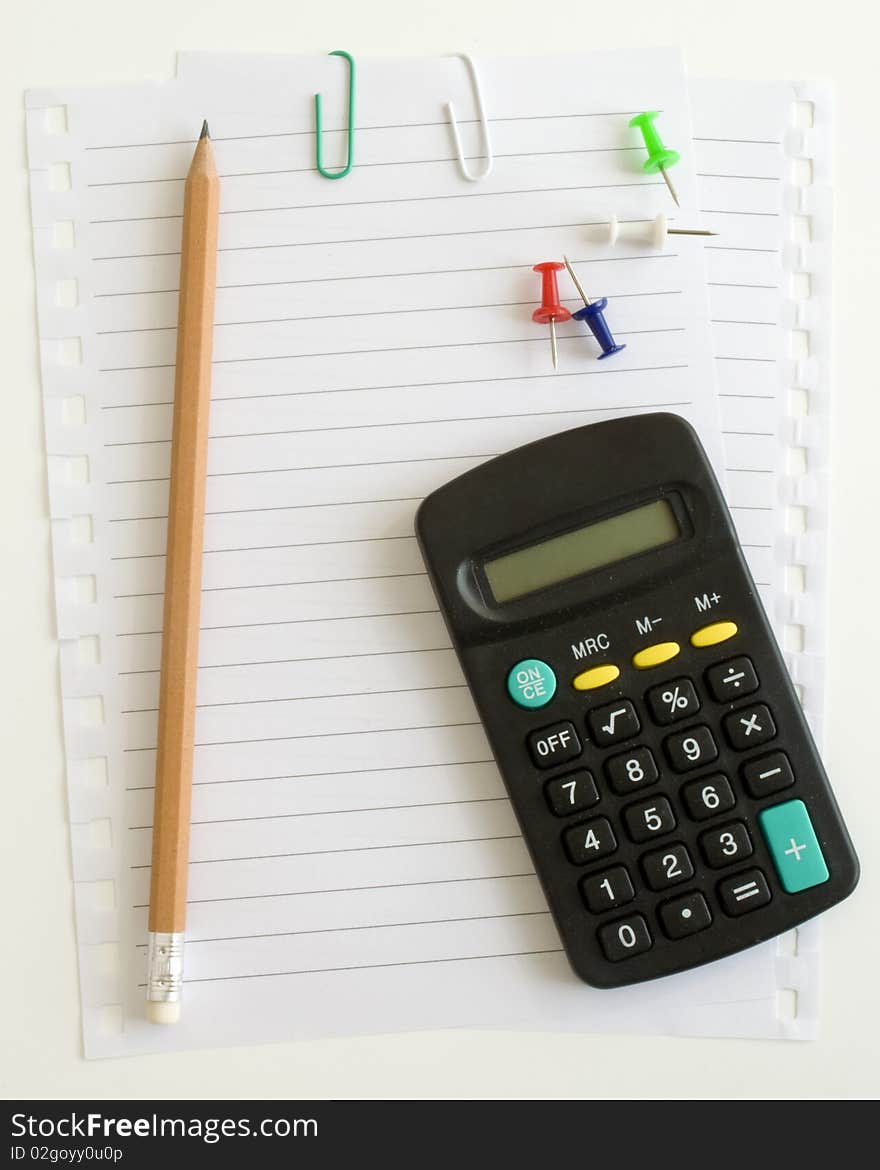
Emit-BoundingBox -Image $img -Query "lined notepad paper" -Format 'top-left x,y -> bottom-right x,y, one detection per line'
28,52 -> 830,1055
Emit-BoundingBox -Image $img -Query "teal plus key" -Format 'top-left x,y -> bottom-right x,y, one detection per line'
629,111 -> 681,207
759,799 -> 830,893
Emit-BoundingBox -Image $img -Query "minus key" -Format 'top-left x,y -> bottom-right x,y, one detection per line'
741,751 -> 795,798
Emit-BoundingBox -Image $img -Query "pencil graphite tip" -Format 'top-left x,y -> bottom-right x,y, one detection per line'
200,120 -> 210,141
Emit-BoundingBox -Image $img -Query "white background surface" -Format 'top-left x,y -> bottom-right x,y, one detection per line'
3,0 -> 879,1100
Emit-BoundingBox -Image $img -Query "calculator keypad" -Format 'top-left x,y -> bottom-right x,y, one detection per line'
507,617 -> 854,986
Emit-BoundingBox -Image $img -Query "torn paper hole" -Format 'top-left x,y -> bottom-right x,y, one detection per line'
70,695 -> 105,726
776,988 -> 798,1021
49,162 -> 72,191
53,221 -> 75,249
44,105 -> 69,134
61,396 -> 87,426
60,337 -> 83,366
71,756 -> 109,789
77,635 -> 101,666
75,575 -> 97,603
57,278 -> 79,307
71,515 -> 93,544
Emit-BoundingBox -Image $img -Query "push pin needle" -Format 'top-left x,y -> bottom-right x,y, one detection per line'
532,261 -> 572,370
605,213 -> 718,249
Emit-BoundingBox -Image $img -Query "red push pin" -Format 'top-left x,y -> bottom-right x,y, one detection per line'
532,261 -> 572,371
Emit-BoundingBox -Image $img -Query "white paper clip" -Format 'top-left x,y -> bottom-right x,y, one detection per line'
445,54 -> 493,182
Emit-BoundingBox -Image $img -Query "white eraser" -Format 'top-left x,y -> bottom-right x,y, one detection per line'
147,1000 -> 180,1025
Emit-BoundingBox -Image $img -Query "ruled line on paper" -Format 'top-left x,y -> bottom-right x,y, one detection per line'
94,251 -> 678,299
99,364 -> 692,410
101,397 -> 692,444
123,721 -> 483,754
118,646 -> 457,677
97,330 -> 685,374
131,870 -> 537,908
86,146 -> 645,199
91,212 -> 672,262
134,948 -> 566,987
128,832 -> 523,867
85,108 -> 655,153
91,180 -> 660,222
128,793 -> 508,830
124,758 -> 496,793
95,288 -> 684,335
131,908 -> 551,947
117,608 -> 441,636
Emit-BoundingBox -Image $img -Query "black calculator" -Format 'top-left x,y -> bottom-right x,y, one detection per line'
416,414 -> 858,988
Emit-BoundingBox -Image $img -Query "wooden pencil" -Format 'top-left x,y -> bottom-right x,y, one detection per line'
146,121 -> 219,1024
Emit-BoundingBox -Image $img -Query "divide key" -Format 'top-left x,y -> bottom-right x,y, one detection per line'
528,720 -> 582,769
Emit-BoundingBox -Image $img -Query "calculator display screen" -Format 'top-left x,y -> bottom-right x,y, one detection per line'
483,498 -> 680,603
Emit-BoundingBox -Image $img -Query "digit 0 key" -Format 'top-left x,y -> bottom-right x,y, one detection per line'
417,413 -> 858,988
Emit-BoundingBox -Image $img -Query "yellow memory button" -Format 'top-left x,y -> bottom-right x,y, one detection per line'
691,620 -> 738,648
632,641 -> 681,670
572,663 -> 621,692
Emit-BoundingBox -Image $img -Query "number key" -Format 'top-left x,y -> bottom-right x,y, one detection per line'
641,843 -> 694,891
604,746 -> 659,795
562,816 -> 617,865
681,773 -> 735,821
623,796 -> 676,843
664,725 -> 718,772
581,865 -> 635,913
700,821 -> 754,869
598,914 -> 653,962
645,677 -> 700,726
544,770 -> 599,817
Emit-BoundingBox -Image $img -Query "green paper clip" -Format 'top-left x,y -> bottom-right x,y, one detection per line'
315,50 -> 355,180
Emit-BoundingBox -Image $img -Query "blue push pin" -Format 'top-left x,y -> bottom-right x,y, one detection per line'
563,256 -> 626,360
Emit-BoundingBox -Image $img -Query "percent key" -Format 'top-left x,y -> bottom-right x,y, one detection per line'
647,678 -> 700,725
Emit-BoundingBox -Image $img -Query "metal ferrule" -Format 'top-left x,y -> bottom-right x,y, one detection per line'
146,931 -> 184,1004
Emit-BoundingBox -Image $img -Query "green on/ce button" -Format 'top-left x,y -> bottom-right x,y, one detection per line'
507,658 -> 557,709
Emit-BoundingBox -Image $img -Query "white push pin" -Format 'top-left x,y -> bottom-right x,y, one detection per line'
605,212 -> 717,249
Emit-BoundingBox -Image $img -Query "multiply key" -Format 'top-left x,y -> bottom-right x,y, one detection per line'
723,703 -> 776,750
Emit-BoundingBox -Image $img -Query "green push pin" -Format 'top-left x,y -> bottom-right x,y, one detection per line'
629,111 -> 681,207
